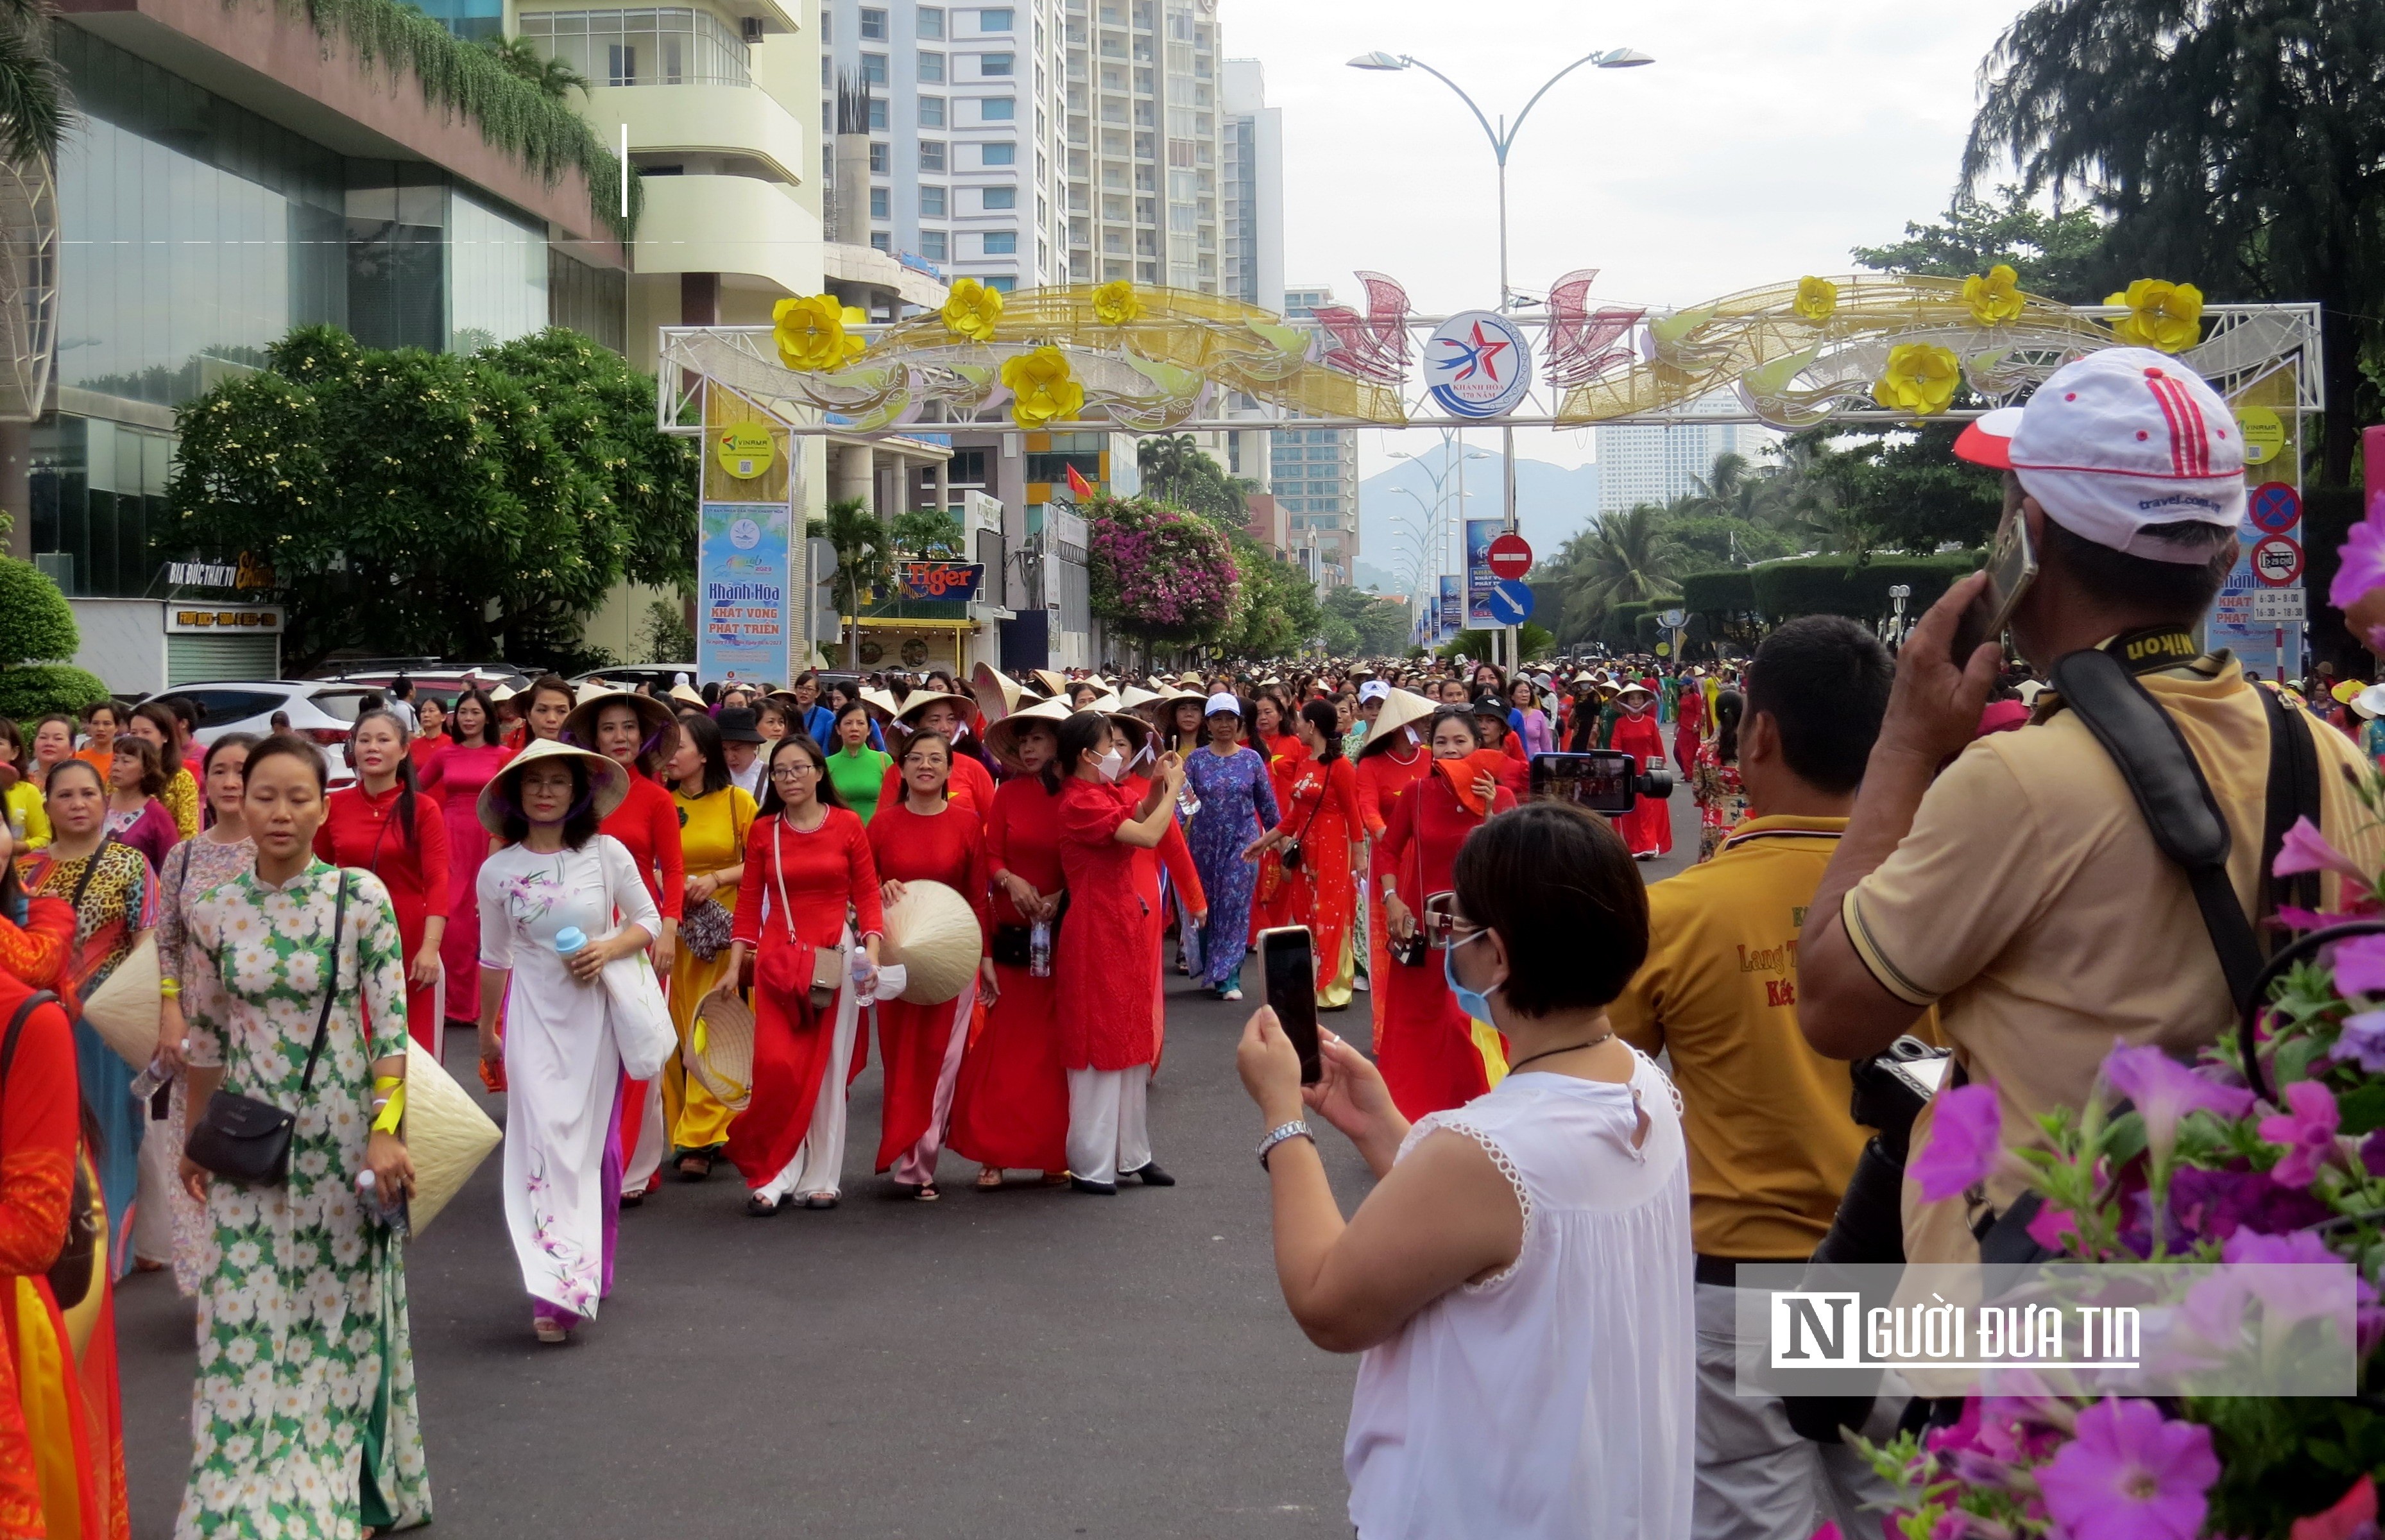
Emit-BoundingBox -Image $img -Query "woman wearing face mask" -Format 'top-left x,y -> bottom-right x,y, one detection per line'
474,741 -> 658,1342
950,699 -> 1074,1188
825,701 -> 894,823
1235,801 -> 1691,1540
865,730 -> 991,1199
1247,701 -> 1367,1010
128,701 -> 200,840
716,735 -> 885,1214
1175,696 -> 1278,1002
1054,711 -> 1184,1192
1605,683 -> 1673,862
142,732 -> 257,1288
103,735 -> 180,875
1375,708 -> 1514,1122
421,687 -> 513,1046
176,733 -> 431,1534
318,710 -> 450,1051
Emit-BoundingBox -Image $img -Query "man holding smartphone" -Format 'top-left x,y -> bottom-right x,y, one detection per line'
1798,348 -> 2383,1269
1607,617 -> 1904,1540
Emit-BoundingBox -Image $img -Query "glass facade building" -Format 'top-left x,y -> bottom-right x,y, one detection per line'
34,27 -> 567,597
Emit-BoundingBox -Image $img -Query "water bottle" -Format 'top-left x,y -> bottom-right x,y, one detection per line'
1176,783 -> 1201,820
355,1169 -> 409,1236
1028,918 -> 1052,978
128,1054 -> 171,1102
553,926 -> 587,972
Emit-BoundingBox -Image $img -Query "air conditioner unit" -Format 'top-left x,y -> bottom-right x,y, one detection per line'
742,15 -> 764,41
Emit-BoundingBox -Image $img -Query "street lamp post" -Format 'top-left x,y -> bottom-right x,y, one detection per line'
1351,44 -> 1652,669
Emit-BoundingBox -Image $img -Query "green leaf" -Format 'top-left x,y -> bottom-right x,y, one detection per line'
2336,1079 -> 2385,1137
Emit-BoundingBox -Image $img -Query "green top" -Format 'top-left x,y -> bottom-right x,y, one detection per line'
826,744 -> 894,822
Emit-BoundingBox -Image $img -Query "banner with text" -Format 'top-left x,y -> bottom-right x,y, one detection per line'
1466,518 -> 1502,626
2205,373 -> 2304,680
1438,574 -> 1462,642
697,500 -> 792,685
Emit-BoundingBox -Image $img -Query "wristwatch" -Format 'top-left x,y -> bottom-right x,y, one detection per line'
1257,1119 -> 1312,1170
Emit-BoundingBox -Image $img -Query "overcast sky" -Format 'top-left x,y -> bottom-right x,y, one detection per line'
1226,0 -> 2033,470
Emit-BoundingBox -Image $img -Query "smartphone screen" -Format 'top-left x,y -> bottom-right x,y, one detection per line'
1528,751 -> 1636,814
1259,926 -> 1322,1085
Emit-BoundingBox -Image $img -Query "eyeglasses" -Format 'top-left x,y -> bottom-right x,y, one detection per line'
769,763 -> 818,782
1420,892 -> 1479,950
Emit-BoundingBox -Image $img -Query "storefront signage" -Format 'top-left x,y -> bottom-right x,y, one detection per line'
166,605 -> 282,634
895,561 -> 985,601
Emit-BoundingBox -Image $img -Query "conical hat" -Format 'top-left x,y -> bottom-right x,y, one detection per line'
860,687 -> 902,720
1115,684 -> 1159,712
1356,688 -> 1438,758
81,934 -> 159,1068
1030,669 -> 1068,697
880,880 -> 980,1004
477,738 -> 631,834
402,1042 -> 502,1234
970,663 -> 1027,724
982,696 -> 1074,773
669,681 -> 706,708
684,991 -> 755,1111
888,690 -> 975,737
561,689 -> 677,753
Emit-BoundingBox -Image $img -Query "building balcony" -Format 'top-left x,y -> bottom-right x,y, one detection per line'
631,172 -> 821,295
589,81 -> 806,185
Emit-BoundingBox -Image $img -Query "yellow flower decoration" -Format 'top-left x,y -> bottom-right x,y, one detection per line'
2105,278 -> 2204,354
1000,345 -> 1085,429
1792,276 -> 1838,323
1962,264 -> 2026,327
1092,280 -> 1145,327
1871,342 -> 1962,418
773,294 -> 866,372
941,277 -> 1005,341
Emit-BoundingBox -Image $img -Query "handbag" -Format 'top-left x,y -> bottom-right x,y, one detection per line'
0,991 -> 98,1310
185,874 -> 348,1186
759,820 -> 845,1012
1276,771 -> 1329,875
680,896 -> 735,961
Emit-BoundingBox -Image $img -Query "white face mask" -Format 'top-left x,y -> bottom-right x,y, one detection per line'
1097,748 -> 1126,782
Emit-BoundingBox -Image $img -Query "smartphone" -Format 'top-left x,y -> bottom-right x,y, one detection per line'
1528,751 -> 1639,814
1258,925 -> 1322,1085
1949,504 -> 2038,664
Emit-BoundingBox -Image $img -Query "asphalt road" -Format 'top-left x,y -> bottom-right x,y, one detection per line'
117,789 -> 1702,1538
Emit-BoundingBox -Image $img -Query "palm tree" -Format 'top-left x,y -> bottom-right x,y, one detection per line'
0,0 -> 65,166
1684,451 -> 1763,522
1558,504 -> 1682,638
481,34 -> 592,101
810,497 -> 893,667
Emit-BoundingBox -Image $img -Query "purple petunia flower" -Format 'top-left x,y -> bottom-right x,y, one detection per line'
2258,1079 -> 2341,1187
2334,935 -> 2385,997
2339,1011 -> 2385,1074
2332,519 -> 2385,611
2163,1163 -> 2334,1244
2276,816 -> 2370,885
2102,1041 -> 2255,1170
2035,1397 -> 2219,1540
1910,1080 -> 2005,1202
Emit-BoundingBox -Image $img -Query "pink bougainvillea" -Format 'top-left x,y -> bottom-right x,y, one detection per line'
1084,494 -> 1241,643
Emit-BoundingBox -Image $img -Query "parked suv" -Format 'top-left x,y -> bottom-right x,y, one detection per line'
165,681 -> 377,785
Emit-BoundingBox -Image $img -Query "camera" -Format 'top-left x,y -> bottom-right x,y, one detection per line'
1528,752 -> 1676,815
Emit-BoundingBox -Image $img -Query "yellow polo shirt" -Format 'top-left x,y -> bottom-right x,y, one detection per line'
1611,815 -> 1927,1258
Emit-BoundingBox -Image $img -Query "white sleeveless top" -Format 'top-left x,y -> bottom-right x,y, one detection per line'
1344,1052 -> 1695,1539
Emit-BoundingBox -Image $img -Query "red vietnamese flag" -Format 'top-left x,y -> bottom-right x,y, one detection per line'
1065,464 -> 1097,501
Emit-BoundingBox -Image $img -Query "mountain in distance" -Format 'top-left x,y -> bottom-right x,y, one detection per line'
1355,457 -> 1601,595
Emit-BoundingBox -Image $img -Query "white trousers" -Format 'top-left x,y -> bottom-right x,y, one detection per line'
1065,1066 -> 1151,1185
891,975 -> 978,1187
762,989 -> 862,1201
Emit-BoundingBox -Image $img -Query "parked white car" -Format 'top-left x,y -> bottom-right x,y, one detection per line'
162,680 -> 379,785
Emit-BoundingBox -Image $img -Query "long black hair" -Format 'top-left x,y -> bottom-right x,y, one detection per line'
449,687 -> 504,748
1056,708 -> 1114,776
673,710 -> 732,797
1714,689 -> 1745,764
348,708 -> 421,841
1299,699 -> 1344,764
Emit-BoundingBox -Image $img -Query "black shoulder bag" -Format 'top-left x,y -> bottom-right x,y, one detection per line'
185,873 -> 350,1186
1970,647 -> 2321,1262
0,991 -> 98,1309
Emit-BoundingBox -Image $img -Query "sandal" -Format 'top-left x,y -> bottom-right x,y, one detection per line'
975,1167 -> 1004,1190
914,1182 -> 940,1201
746,1192 -> 783,1217
675,1149 -> 715,1182
533,1316 -> 570,1344
803,1192 -> 839,1210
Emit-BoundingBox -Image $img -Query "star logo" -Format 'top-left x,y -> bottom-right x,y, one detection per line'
1434,321 -> 1512,384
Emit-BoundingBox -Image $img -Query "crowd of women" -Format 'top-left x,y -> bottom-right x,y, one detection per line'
0,645 -> 1752,1536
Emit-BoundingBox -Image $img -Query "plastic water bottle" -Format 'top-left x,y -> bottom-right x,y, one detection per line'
1029,918 -> 1052,978
553,926 -> 587,969
355,1170 -> 409,1235
1176,783 -> 1201,820
128,1054 -> 171,1102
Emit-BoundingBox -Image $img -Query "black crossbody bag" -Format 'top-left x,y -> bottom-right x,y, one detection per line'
185,874 -> 349,1186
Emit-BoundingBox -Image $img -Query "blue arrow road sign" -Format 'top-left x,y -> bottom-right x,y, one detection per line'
1486,578 -> 1534,626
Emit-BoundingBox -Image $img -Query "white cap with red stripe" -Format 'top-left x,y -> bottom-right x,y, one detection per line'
1951,346 -> 2245,564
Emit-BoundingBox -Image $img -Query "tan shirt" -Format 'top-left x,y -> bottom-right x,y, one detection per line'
1842,658 -> 2377,1263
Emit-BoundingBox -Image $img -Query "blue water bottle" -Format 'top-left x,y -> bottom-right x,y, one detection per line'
553,926 -> 588,963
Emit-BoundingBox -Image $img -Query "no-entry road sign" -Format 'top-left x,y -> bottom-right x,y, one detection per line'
1485,532 -> 1533,581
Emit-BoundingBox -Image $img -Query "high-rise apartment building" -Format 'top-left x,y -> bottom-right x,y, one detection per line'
1061,0 -> 1223,291
1219,58 -> 1280,311
1271,286 -> 1359,588
1593,406 -> 1779,513
817,0 -> 1070,289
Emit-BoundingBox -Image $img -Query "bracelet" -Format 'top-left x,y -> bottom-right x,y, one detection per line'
1257,1119 -> 1312,1171
158,978 -> 181,1000
370,1074 -> 405,1134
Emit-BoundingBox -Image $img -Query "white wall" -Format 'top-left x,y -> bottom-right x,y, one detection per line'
69,599 -> 166,696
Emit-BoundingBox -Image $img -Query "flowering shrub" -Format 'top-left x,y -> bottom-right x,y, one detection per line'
1842,784 -> 2385,1539
1084,493 -> 1240,645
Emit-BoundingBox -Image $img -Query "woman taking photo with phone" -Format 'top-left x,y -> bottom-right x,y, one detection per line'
1376,709 -> 1514,1122
142,732 -> 257,1288
866,730 -> 991,1199
717,735 -> 884,1214
1237,801 -> 1691,1540
662,712 -> 753,1180
950,700 -> 1073,1188
175,733 -> 432,1536
422,687 -> 513,1048
319,710 -> 450,1052
1055,711 -> 1183,1194
474,740 -> 659,1343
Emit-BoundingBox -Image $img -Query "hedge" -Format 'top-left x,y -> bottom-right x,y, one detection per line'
1747,552 -> 1981,626
0,664 -> 110,721
1679,569 -> 1756,617
1602,599 -> 1656,647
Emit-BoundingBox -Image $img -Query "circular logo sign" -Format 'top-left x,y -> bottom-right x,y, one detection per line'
728,517 -> 762,551
2250,533 -> 2304,588
2247,481 -> 2301,535
1423,310 -> 1533,420
1486,531 -> 1533,580
715,424 -> 775,480
2236,406 -> 2286,466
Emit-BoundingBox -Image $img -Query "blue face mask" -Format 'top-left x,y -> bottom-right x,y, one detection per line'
1443,928 -> 1501,1023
